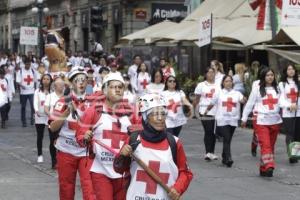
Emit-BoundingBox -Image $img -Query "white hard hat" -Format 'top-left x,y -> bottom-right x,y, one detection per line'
68,66 -> 88,80
102,72 -> 125,86
138,93 -> 166,113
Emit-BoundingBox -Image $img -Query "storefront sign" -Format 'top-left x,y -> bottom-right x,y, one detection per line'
281,0 -> 300,26
135,9 -> 147,19
20,26 -> 38,45
151,3 -> 187,23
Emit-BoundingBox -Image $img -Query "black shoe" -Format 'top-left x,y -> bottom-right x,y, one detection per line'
289,158 -> 298,164
222,158 -> 234,168
260,168 -> 274,177
251,148 -> 257,157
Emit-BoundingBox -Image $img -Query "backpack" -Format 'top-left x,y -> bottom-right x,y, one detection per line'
128,131 -> 177,165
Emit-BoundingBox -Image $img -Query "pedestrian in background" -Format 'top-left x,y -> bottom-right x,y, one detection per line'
34,73 -> 52,163
242,67 -> 281,177
213,75 -> 246,167
162,75 -> 193,137
44,76 -> 64,169
278,64 -> 300,164
136,62 -> 151,96
193,67 -> 220,161
146,68 -> 165,95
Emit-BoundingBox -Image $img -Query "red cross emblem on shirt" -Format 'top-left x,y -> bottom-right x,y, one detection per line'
140,79 -> 149,89
206,89 -> 215,98
102,122 -> 127,149
167,99 -> 180,113
262,94 -> 278,110
287,88 -> 298,103
24,75 -> 33,85
222,97 -> 236,112
136,160 -> 170,194
0,84 -> 6,92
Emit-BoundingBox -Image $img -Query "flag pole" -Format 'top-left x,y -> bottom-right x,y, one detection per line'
269,0 -> 277,38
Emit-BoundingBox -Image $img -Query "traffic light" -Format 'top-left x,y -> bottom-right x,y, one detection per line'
90,6 -> 103,32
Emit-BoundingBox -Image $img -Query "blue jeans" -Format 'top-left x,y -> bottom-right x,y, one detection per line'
20,94 -> 34,124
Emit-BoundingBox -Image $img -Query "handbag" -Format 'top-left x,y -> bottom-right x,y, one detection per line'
288,142 -> 300,159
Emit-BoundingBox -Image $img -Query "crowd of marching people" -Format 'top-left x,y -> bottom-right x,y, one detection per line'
0,48 -> 299,199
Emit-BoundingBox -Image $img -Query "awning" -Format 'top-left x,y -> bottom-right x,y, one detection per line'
267,48 -> 300,64
119,20 -> 177,42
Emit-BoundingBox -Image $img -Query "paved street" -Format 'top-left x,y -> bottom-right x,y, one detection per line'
0,98 -> 300,200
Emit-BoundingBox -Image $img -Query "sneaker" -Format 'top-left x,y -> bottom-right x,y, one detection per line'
205,153 -> 212,161
37,155 -> 43,163
210,153 -> 218,160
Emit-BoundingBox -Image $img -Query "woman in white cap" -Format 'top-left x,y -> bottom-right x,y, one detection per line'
76,72 -> 133,200
114,93 -> 193,200
49,66 -> 95,200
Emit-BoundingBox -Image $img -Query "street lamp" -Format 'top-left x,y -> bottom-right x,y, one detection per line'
31,0 -> 49,57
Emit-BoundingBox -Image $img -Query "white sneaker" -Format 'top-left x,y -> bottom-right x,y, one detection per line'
210,153 -> 218,160
37,155 -> 44,163
204,153 -> 212,161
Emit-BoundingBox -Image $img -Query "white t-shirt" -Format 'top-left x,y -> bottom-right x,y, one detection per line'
137,72 -> 151,96
242,86 -> 282,125
278,80 -> 300,118
162,90 -> 187,128
16,68 -> 36,95
194,81 -> 220,116
123,90 -> 136,105
0,78 -> 9,104
45,92 -> 61,116
214,89 -> 244,127
128,64 -> 138,91
215,72 -> 224,87
0,89 -> 6,107
34,89 -> 49,125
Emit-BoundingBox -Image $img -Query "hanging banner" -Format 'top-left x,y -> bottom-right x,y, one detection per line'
197,14 -> 212,48
249,0 -> 282,30
20,26 -> 38,45
281,0 -> 300,26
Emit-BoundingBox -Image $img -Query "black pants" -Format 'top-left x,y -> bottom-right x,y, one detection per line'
282,117 -> 300,152
0,104 -> 6,122
48,128 -> 59,167
218,125 -> 236,160
167,126 -> 182,137
201,115 -> 216,154
20,94 -> 34,124
35,124 -> 45,156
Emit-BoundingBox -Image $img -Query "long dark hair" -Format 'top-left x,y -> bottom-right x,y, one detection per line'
137,63 -> 149,74
164,75 -> 180,91
259,67 -> 278,97
151,68 -> 164,84
281,64 -> 299,86
122,74 -> 133,93
39,73 -> 52,93
221,75 -> 233,89
203,67 -> 215,81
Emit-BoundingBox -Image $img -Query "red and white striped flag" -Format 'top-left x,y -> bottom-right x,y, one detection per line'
249,0 -> 282,30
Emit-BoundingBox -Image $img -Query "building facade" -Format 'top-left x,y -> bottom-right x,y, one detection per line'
1,0 -> 187,55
